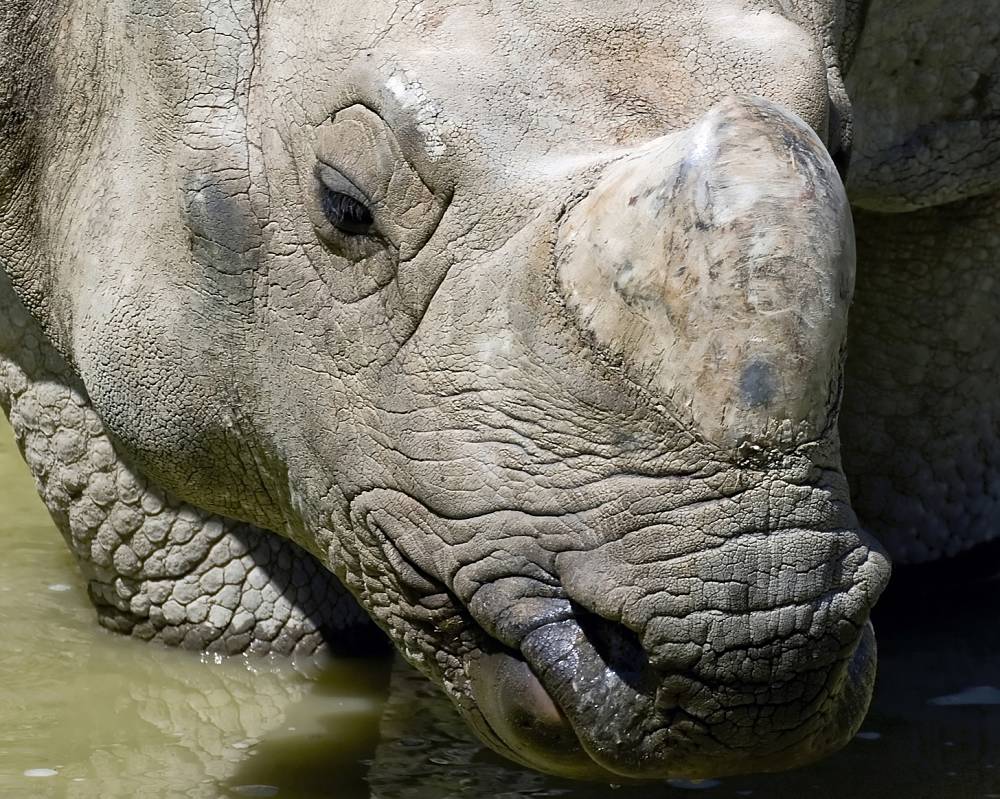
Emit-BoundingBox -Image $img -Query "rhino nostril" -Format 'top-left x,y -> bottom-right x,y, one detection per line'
573,604 -> 654,695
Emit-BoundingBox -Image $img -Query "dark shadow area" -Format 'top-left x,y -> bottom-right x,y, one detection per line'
878,537 -> 1000,604
573,601 -> 655,696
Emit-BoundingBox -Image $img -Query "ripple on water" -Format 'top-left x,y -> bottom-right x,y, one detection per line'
231,785 -> 279,797
23,768 -> 58,777
667,778 -> 722,790
929,686 -> 1000,706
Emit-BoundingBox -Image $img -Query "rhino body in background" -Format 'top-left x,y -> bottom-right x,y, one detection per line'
2,0 -> 998,781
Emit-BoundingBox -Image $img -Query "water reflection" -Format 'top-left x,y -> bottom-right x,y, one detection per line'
226,591 -> 1000,799
2,418 -> 998,798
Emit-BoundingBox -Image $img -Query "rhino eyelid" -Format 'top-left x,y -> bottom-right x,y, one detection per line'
313,163 -> 379,238
314,163 -> 374,208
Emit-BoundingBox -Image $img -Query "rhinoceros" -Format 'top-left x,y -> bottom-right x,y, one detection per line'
2,0 -> 997,781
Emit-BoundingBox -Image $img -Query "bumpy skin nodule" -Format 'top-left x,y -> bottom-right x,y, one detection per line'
841,0 -> 1000,563
0,271 -> 379,655
842,195 -> 1000,562
0,0 -> 996,783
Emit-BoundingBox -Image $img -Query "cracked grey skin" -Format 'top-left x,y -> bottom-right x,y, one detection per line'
0,0 -> 995,782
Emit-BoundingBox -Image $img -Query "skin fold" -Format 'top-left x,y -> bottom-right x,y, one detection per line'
1,0 -> 997,781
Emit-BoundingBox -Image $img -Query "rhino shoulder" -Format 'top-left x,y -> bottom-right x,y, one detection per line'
847,0 -> 1000,211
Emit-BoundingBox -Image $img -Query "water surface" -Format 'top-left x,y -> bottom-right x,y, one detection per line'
1,417 -> 998,798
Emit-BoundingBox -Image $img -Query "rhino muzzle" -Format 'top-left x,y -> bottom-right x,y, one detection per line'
361,471 -> 888,781
349,96 -> 888,781
459,478 -> 888,780
452,97 -> 885,779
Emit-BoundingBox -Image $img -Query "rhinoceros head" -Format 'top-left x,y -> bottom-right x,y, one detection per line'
12,0 -> 889,780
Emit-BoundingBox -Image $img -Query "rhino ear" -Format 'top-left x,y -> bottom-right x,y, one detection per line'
846,0 -> 1000,211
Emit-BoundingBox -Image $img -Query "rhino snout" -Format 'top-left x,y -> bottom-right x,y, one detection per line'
356,466 -> 889,781
456,488 -> 888,779
344,95 -> 885,782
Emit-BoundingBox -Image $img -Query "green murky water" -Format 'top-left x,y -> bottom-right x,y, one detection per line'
2,416 -> 999,799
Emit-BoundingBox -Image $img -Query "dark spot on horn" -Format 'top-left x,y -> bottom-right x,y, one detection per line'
740,359 -> 778,409
612,260 -> 638,305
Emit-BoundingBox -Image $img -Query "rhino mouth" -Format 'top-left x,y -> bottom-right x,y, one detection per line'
348,483 -> 888,781
464,596 -> 878,781
465,604 -> 660,780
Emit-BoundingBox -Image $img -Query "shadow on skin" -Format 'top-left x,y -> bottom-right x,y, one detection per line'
224,571 -> 1000,798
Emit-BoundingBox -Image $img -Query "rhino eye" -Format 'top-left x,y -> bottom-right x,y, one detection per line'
315,165 -> 375,237
322,189 -> 374,236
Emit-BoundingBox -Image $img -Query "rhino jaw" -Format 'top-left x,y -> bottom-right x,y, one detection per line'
556,95 -> 855,451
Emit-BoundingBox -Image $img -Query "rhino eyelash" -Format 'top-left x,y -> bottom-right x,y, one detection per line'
315,164 -> 376,237
321,188 -> 375,236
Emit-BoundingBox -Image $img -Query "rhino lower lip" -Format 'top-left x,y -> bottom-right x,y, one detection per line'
467,647 -> 613,780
